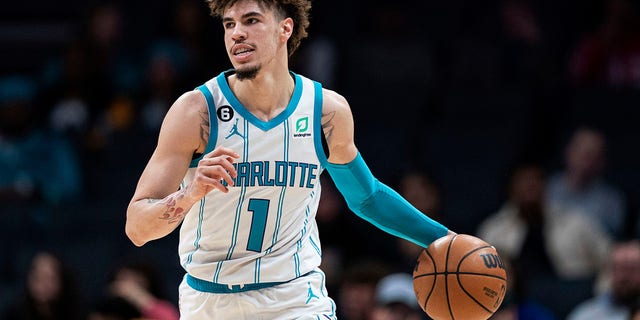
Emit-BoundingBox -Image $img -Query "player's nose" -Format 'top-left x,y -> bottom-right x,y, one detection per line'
231,25 -> 247,41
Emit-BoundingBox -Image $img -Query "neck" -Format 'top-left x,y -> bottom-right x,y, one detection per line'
229,56 -> 294,121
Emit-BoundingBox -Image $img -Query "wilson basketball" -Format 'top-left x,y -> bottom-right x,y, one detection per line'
413,234 -> 507,320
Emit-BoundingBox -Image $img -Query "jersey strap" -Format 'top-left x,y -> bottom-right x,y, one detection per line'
325,153 -> 449,247
189,84 -> 218,167
312,81 -> 329,168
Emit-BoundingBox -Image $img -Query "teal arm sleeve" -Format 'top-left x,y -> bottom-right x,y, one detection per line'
325,153 -> 449,248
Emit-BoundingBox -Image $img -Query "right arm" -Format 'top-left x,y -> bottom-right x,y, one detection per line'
321,89 -> 451,248
125,91 -> 238,246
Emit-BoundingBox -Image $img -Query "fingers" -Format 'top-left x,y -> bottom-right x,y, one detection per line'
204,147 -> 240,160
192,147 -> 239,194
197,165 -> 236,187
211,179 -> 230,193
191,172 -> 230,194
198,157 -> 237,179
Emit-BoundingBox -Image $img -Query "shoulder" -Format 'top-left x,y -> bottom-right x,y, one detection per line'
156,89 -> 209,153
319,88 -> 357,163
168,90 -> 207,119
321,88 -> 350,114
161,90 -> 208,136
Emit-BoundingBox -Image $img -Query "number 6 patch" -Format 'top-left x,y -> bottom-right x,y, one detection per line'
217,105 -> 234,122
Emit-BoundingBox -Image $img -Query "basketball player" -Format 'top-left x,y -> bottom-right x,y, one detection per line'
125,0 -> 452,318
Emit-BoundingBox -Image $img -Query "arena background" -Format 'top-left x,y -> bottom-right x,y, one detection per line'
1,0 -> 639,318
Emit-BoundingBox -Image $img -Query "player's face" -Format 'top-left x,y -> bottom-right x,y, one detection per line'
222,0 -> 289,80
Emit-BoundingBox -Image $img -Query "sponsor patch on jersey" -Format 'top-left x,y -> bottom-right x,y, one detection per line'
292,115 -> 312,139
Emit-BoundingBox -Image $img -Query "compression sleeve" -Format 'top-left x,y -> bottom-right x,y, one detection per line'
325,153 -> 449,248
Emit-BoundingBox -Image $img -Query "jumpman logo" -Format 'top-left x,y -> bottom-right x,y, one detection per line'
225,118 -> 244,139
306,282 -> 319,304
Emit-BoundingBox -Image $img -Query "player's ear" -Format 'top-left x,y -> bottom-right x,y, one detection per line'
279,17 -> 293,42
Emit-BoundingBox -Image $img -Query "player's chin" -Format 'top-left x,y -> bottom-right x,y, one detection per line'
235,65 -> 260,81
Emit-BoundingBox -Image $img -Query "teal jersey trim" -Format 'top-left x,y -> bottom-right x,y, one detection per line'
191,84 -> 218,167
309,237 -> 321,257
216,71 -> 303,131
187,274 -> 286,293
267,119 -> 290,256
254,256 -> 261,283
215,119 -> 250,282
294,191 -> 314,277
187,270 -> 314,293
326,153 -> 449,248
186,198 -> 206,266
312,81 -> 328,169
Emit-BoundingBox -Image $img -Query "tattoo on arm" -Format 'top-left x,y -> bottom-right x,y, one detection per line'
156,192 -> 187,224
321,111 -> 336,145
198,107 -> 210,150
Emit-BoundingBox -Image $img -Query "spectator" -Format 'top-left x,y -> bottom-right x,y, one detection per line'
292,34 -> 339,89
44,2 -> 137,137
569,0 -> 640,87
398,171 -> 444,224
163,0 -> 223,86
546,127 -> 627,238
0,76 -> 82,207
478,163 -> 611,281
499,0 -> 545,85
43,41 -> 92,138
393,171 -> 445,273
336,260 -> 389,320
81,1 -> 139,95
2,251 -> 83,320
91,260 -> 179,320
137,41 -> 185,133
489,254 -> 557,320
567,240 -> 640,320
371,273 -> 425,320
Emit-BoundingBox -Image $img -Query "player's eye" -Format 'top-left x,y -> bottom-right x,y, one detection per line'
224,22 -> 235,29
247,18 -> 258,24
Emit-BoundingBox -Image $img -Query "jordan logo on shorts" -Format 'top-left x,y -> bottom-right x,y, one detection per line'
306,282 -> 319,304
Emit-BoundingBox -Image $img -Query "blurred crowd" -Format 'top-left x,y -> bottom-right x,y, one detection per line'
1,0 -> 639,319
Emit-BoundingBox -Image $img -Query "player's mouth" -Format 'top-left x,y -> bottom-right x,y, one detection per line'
231,44 -> 255,61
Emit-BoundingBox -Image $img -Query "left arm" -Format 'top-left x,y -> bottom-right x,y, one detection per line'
321,89 -> 452,248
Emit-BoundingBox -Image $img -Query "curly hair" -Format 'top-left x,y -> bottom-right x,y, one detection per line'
205,0 -> 311,57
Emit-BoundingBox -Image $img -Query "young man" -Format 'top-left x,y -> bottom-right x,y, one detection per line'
125,0 -> 450,318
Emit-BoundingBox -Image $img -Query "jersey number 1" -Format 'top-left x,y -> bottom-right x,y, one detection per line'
247,199 -> 269,252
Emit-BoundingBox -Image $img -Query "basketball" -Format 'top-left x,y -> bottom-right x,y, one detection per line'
413,234 -> 507,320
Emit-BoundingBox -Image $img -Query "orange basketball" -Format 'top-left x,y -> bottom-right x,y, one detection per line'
413,234 -> 507,320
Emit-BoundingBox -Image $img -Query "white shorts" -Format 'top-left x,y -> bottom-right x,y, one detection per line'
178,269 -> 337,319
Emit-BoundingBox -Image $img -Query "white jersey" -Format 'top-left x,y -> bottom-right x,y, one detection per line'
179,71 -> 327,286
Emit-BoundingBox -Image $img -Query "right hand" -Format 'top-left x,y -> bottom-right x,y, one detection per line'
185,147 -> 239,201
